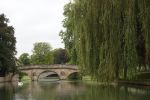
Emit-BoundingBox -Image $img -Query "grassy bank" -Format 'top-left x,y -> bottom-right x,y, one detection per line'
82,75 -> 150,86
21,76 -> 31,82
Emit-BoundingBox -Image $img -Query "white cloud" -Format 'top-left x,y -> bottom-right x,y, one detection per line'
0,0 -> 70,57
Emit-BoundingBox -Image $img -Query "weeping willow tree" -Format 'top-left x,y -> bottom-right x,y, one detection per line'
61,0 -> 150,81
139,0 -> 150,69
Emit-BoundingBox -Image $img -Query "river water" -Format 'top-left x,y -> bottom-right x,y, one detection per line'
0,81 -> 150,100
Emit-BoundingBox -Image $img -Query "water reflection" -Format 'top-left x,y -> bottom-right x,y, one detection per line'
0,81 -> 150,100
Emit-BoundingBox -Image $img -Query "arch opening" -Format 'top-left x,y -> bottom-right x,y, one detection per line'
68,72 -> 81,80
38,71 -> 60,81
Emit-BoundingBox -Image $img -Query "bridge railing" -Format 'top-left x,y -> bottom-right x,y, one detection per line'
19,64 -> 78,70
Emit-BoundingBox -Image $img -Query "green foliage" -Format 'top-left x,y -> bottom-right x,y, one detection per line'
61,0 -> 150,81
0,14 -> 16,76
59,2 -> 78,64
18,71 -> 28,80
30,42 -> 53,65
21,43 -> 69,65
19,53 -> 30,65
52,48 -> 69,64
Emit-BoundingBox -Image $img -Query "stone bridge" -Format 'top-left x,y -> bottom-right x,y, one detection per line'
12,64 -> 79,81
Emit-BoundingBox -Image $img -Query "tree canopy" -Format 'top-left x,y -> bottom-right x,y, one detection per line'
59,2 -> 78,64
30,42 -> 53,65
53,48 -> 69,64
19,43 -> 70,66
0,14 -> 16,76
19,53 -> 30,65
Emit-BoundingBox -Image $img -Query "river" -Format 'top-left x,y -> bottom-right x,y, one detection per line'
0,80 -> 150,100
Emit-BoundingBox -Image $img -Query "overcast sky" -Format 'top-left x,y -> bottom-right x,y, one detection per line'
0,0 -> 70,57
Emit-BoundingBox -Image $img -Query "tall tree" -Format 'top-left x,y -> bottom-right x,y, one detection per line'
19,53 -> 30,65
30,42 -> 53,65
52,48 -> 69,64
59,2 -> 78,64
0,14 -> 16,76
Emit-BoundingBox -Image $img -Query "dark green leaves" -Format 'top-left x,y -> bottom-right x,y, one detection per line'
0,14 -> 16,75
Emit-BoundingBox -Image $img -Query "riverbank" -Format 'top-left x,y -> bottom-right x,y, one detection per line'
0,77 -> 5,82
1,75 -> 150,87
0,77 -> 13,83
0,75 -> 18,83
82,76 -> 150,86
118,80 -> 150,86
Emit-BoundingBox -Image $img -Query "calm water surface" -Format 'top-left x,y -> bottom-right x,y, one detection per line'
0,81 -> 150,100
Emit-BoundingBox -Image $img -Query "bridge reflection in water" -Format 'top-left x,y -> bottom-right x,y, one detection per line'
9,81 -> 86,100
1,81 -> 150,100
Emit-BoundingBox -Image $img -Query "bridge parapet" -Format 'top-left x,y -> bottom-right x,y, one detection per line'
19,64 -> 78,70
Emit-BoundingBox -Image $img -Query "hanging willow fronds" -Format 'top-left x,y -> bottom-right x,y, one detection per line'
61,0 -> 150,81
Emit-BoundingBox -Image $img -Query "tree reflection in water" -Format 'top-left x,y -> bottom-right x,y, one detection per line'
0,81 -> 150,100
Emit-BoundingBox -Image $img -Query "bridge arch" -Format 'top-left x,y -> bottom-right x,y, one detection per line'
67,71 -> 81,80
37,70 -> 60,81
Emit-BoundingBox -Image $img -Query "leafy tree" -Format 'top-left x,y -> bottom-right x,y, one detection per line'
19,53 -> 30,65
52,48 -> 69,64
30,42 -> 53,65
0,14 -> 16,76
59,2 -> 78,64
